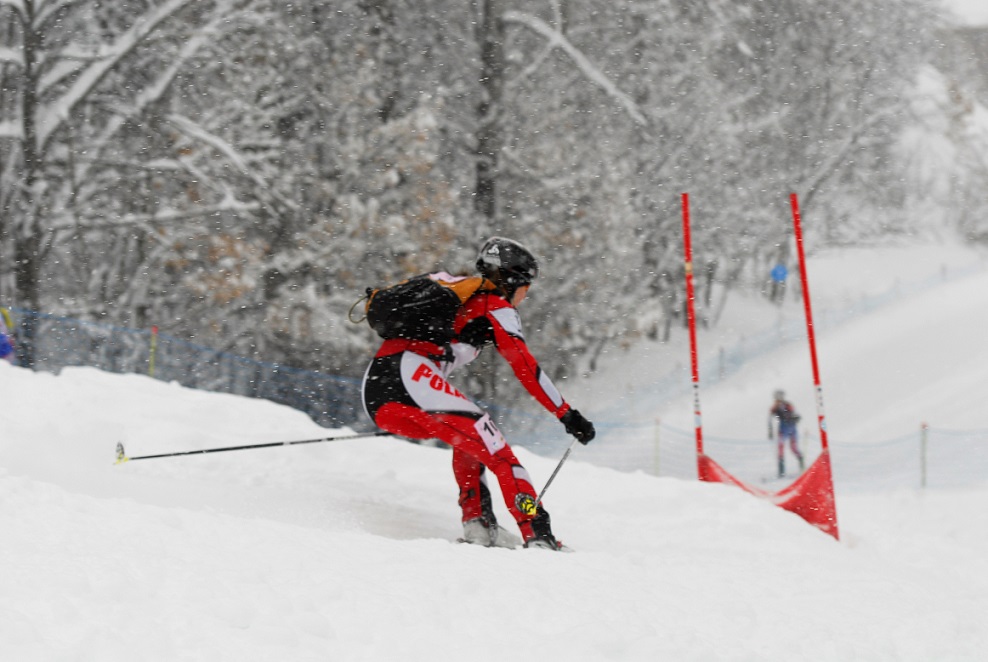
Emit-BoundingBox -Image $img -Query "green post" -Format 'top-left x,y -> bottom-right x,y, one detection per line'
149,325 -> 159,377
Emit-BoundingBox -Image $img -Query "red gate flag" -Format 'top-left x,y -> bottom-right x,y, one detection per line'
697,453 -> 839,538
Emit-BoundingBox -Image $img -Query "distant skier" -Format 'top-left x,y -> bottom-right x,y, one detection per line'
769,389 -> 803,478
0,310 -> 15,365
361,238 -> 595,550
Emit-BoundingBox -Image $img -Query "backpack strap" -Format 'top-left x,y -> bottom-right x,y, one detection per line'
430,275 -> 497,304
375,338 -> 448,361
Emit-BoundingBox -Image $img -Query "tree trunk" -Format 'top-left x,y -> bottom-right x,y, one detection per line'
474,0 -> 505,224
14,0 -> 43,367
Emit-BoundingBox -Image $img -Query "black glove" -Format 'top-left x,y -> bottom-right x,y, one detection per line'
561,409 -> 595,445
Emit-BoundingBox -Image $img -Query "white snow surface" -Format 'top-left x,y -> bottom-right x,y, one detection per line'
2,240 -> 988,661
943,0 -> 988,25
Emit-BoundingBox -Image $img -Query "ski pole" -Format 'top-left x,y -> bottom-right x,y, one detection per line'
114,431 -> 394,464
536,439 -> 578,506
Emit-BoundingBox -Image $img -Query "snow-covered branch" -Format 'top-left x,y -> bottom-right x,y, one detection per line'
166,114 -> 298,216
49,200 -> 262,235
0,120 -> 22,138
0,0 -> 24,17
0,46 -> 22,66
33,0 -> 89,32
63,2 -> 245,196
35,0 -> 198,150
503,10 -> 648,127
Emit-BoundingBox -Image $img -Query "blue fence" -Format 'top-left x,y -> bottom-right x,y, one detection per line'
5,255 -> 986,481
3,308 -> 367,430
0,307 -> 558,445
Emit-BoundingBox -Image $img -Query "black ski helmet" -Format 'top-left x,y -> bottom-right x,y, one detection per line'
476,237 -> 540,295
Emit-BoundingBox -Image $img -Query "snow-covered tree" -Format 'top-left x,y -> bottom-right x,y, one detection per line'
0,0 -> 257,364
0,0 -> 941,409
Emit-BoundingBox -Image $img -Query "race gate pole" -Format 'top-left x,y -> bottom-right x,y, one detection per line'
789,193 -> 830,453
681,193 -> 705,459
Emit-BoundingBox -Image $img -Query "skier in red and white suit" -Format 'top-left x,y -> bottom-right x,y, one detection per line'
361,238 -> 595,550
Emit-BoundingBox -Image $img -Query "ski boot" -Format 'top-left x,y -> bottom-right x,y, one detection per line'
460,517 -> 521,548
460,483 -> 521,548
523,506 -> 564,551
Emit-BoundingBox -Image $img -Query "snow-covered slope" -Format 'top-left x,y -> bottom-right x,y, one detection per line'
573,240 -> 988,437
2,235 -> 988,660
561,240 -> 988,487
943,0 -> 988,26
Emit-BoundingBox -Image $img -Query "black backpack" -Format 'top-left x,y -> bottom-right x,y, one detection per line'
351,273 -> 496,345
777,403 -> 801,425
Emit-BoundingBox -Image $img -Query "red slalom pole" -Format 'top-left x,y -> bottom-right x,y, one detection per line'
681,193 -> 705,459
789,193 -> 830,452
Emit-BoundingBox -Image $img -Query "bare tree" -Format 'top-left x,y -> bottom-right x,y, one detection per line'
0,0 -> 253,364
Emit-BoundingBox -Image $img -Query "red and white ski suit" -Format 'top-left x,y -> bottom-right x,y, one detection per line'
361,286 -> 571,541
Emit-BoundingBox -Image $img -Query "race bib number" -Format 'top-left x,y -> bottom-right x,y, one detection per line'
474,414 -> 507,455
